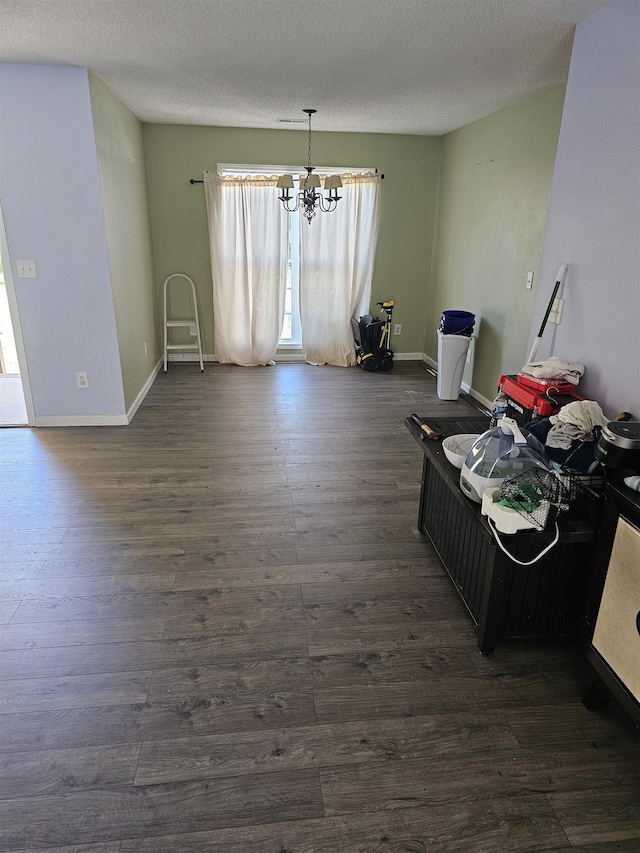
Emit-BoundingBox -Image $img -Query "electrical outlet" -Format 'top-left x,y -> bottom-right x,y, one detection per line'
394,324 -> 402,336
76,372 -> 89,389
526,271 -> 534,290
548,297 -> 564,324
17,260 -> 37,278
189,323 -> 197,336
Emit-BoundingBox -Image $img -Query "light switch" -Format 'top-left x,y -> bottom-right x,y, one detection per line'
17,260 -> 37,278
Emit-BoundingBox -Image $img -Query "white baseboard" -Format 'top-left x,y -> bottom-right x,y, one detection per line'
126,359 -> 163,423
274,352 -> 306,362
421,352 -> 491,409
167,353 -> 307,364
461,382 -> 492,409
167,353 -> 218,363
34,414 -> 130,427
168,352 -> 425,364
33,359 -> 163,427
394,352 -> 423,361
275,352 -> 424,363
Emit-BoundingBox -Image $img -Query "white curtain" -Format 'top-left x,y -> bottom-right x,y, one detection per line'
299,173 -> 381,367
204,171 -> 288,366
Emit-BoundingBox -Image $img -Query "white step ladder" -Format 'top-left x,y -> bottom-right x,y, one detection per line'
163,274 -> 204,373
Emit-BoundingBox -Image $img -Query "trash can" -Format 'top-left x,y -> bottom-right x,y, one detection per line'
437,332 -> 471,400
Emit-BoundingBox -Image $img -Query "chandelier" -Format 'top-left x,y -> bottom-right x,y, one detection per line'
277,109 -> 342,224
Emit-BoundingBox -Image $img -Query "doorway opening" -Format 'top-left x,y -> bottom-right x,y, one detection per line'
0,248 -> 28,426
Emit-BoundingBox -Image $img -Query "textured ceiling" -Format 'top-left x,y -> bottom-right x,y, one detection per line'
0,0 -> 607,135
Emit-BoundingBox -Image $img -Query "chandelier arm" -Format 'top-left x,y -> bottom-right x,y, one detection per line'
317,195 -> 339,213
279,194 -> 302,213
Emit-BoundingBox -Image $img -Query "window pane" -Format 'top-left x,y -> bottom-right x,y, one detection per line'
281,314 -> 292,340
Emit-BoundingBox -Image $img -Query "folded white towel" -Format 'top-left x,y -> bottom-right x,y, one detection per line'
521,356 -> 584,385
546,400 -> 608,450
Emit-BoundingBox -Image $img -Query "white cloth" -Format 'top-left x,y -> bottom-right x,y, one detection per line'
521,356 -> 585,385
204,171 -> 288,366
299,173 -> 381,367
546,400 -> 608,450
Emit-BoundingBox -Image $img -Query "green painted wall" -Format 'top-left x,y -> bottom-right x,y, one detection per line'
142,124 -> 442,356
89,74 -> 158,409
426,86 -> 566,401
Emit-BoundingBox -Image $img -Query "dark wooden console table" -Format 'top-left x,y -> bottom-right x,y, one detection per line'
405,415 -> 593,654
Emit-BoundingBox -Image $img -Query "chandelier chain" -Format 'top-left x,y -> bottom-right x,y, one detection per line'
277,109 -> 342,224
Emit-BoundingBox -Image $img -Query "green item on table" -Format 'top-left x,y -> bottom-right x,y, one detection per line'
498,482 -> 543,513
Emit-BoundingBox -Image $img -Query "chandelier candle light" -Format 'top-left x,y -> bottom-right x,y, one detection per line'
277,109 -> 342,224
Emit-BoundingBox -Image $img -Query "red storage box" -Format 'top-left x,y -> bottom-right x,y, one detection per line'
498,375 -> 583,426
516,372 -> 577,395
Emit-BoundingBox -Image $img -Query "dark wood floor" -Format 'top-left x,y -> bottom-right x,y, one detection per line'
1,362 -> 639,852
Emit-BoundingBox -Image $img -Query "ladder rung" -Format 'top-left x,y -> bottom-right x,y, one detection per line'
166,344 -> 200,350
166,320 -> 196,327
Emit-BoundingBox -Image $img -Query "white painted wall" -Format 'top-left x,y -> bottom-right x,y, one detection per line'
89,74 -> 159,413
529,0 -> 640,418
0,64 -> 126,423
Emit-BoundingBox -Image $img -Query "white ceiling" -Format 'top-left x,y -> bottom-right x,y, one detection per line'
0,0 -> 608,135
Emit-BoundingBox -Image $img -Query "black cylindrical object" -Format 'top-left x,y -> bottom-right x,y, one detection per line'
595,421 -> 640,470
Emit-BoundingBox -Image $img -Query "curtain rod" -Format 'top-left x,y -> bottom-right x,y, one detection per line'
189,172 -> 384,184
